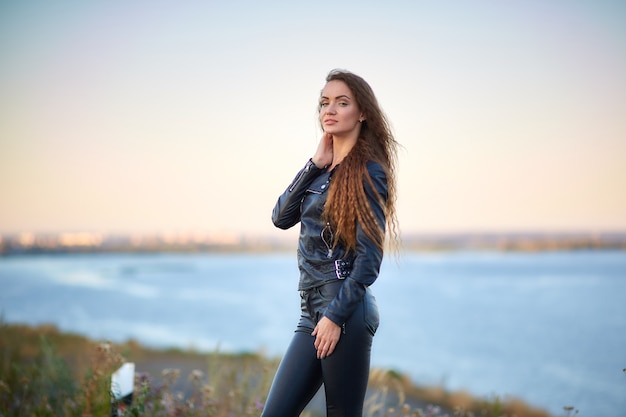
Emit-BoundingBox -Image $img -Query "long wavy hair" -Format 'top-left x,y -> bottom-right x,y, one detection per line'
319,69 -> 399,254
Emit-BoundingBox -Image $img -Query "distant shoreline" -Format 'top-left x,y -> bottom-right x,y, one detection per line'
1,231 -> 625,255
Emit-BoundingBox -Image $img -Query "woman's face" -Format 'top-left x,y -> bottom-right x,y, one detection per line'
319,80 -> 363,137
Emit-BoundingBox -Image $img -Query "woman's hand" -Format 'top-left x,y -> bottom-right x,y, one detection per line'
312,316 -> 341,359
312,133 -> 333,169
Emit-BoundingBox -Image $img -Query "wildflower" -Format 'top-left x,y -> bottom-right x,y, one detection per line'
98,342 -> 112,353
0,380 -> 10,394
135,372 -> 151,387
161,368 -> 181,386
188,369 -> 204,383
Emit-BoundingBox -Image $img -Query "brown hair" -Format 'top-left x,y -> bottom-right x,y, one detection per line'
319,69 -> 399,253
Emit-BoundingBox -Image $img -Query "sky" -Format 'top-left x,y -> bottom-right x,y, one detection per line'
1,0 -> 625,237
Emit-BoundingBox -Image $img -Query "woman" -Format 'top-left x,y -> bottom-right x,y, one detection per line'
261,69 -> 399,417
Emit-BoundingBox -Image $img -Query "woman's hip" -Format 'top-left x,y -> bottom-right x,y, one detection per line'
297,282 -> 379,336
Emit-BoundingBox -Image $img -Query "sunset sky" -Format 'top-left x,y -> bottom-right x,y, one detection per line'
1,0 -> 625,236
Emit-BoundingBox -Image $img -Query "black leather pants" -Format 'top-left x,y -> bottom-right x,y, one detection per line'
261,280 -> 379,417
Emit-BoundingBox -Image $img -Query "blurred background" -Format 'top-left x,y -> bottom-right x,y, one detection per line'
1,0 -> 625,238
1,1 -> 625,416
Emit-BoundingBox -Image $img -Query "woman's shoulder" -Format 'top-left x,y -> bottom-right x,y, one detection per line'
365,160 -> 387,179
364,160 -> 388,198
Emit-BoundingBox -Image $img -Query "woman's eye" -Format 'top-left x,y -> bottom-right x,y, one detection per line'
320,102 -> 328,107
338,102 -> 348,107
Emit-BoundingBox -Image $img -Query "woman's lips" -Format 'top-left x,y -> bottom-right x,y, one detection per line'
324,119 -> 337,125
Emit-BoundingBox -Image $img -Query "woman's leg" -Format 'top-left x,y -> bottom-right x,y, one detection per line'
260,330 -> 322,417
322,296 -> 377,417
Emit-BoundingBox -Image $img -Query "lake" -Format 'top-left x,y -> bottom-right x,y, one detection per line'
1,250 -> 624,417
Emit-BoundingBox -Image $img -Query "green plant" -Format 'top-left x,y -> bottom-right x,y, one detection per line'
1,336 -> 75,416
0,323 -> 556,417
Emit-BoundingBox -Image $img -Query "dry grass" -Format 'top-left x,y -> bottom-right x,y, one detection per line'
367,368 -> 555,417
1,322 -> 560,417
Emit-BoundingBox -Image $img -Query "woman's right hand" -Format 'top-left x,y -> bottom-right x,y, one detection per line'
312,133 -> 333,169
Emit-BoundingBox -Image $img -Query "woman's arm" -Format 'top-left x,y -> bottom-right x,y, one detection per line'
271,159 -> 324,229
323,161 -> 388,326
272,134 -> 332,229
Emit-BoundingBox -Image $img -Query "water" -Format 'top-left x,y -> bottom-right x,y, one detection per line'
1,251 -> 624,417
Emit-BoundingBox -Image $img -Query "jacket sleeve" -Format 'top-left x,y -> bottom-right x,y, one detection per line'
323,162 -> 388,326
272,159 -> 325,230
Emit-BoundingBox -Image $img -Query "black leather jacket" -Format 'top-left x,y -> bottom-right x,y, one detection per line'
272,158 -> 388,326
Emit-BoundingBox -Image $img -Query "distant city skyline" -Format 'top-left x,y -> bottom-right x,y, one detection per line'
2,229 -> 624,256
1,1 -> 625,235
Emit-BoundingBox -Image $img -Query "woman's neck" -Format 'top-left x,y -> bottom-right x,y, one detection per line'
329,134 -> 358,171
